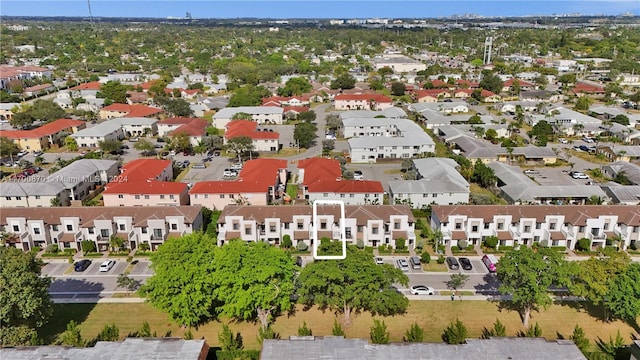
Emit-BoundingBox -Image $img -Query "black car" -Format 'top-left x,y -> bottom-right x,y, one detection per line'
446,256 -> 460,270
459,257 -> 473,271
74,259 -> 92,272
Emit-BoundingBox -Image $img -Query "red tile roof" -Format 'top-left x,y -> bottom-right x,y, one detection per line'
414,89 -> 450,98
334,93 -> 392,103
224,120 -> 279,140
504,78 -> 534,88
572,82 -> 605,94
429,79 -> 450,88
298,158 -> 384,193
169,118 -> 208,137
189,158 -> 287,194
103,181 -> 187,195
158,117 -> 201,125
119,159 -> 172,182
70,81 -> 101,90
0,119 -> 84,139
455,79 -> 479,88
101,104 -> 163,118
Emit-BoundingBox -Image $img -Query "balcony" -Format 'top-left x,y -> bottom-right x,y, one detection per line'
588,232 -> 606,242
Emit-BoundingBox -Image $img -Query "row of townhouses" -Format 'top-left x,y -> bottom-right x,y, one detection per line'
431,205 -> 640,251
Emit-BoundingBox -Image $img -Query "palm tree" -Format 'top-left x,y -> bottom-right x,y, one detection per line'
587,195 -> 604,205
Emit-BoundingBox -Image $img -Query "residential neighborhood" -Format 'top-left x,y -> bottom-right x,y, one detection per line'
0,9 -> 639,360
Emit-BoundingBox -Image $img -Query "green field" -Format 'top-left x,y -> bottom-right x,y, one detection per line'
40,301 -> 638,352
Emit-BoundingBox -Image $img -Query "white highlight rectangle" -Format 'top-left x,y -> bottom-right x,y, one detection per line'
312,199 -> 346,260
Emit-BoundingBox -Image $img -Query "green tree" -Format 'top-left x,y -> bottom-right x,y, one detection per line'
390,81 -> 406,96
232,112 -> 253,120
569,250 -> 630,321
605,262 -> 640,322
573,96 -> 593,111
447,273 -> 470,293
497,247 -> 571,327
212,241 -> 296,331
298,247 -> 409,325
479,72 -> 504,94
80,239 -> 96,253
28,99 -> 65,123
610,114 -> 630,126
96,323 -> 120,342
170,131 -> 192,153
570,325 -> 590,356
58,320 -> 85,347
140,233 -> 218,327
369,320 -> 390,344
277,77 -> 312,97
10,112 -> 35,129
442,318 -> 468,344
134,138 -> 155,156
485,128 -> 498,141
97,81 -> 129,103
403,322 -> 424,342
368,78 -> 385,91
297,321 -> 313,336
109,235 -> 125,252
528,120 -> 554,146
468,114 -> 483,124
331,319 -> 345,336
257,325 -> 280,344
298,110 -> 317,123
115,272 -> 142,295
98,139 -> 123,155
64,136 -> 78,151
472,159 -> 496,188
226,136 -> 254,163
228,85 -> 271,107
330,73 -> 356,90
293,121 -> 317,149
154,97 -> 194,117
218,324 -> 243,351
0,136 -> 19,158
0,247 -> 52,346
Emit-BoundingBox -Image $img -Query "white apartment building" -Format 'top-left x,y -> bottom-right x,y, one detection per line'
212,106 -> 284,128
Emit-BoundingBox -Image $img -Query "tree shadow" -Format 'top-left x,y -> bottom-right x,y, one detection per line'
473,273 -> 501,295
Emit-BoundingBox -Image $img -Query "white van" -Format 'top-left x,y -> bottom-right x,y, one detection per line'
482,254 -> 498,273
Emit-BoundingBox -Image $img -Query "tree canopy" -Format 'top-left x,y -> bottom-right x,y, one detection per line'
605,262 -> 640,322
497,247 -> 571,327
0,136 -> 19,158
277,77 -> 312,97
211,241 -> 296,330
97,81 -> 129,103
140,233 -> 218,327
330,73 -> 356,90
226,136 -> 254,163
293,121 -> 317,148
0,247 -> 53,346
297,247 -> 409,325
479,72 -> 504,94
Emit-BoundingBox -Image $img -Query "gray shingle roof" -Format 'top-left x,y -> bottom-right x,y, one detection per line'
213,106 -> 283,119
338,107 -> 406,119
601,185 -> 640,204
47,159 -> 117,188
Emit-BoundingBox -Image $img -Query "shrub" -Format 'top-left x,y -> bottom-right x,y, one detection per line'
356,239 -> 365,249
296,241 -> 308,251
437,255 -> 446,264
420,252 -> 431,264
297,321 -> 312,336
576,238 -> 591,252
539,240 -> 549,248
395,238 -> 406,250
442,318 -> 467,344
415,240 -> 424,250
218,324 -> 243,351
96,323 -> 119,342
215,350 -> 260,360
331,319 -> 345,336
457,239 -> 469,249
403,322 -> 424,342
139,243 -> 150,251
369,320 -> 389,344
81,240 -> 96,254
257,326 -> 280,344
281,235 -> 292,249
46,244 -> 59,254
483,236 -> 498,249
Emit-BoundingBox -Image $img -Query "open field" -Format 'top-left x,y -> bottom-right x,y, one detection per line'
40,301 -> 639,351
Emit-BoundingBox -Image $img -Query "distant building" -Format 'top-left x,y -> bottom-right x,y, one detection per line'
212,106 -> 284,128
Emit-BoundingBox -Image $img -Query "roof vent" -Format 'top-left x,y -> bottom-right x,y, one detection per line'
336,177 -> 342,181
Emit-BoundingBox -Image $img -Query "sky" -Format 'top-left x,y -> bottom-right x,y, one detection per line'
0,1 -> 638,19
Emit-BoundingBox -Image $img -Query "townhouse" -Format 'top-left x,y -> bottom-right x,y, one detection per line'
0,206 -> 203,252
102,159 -> 189,207
167,118 -> 208,147
345,118 -> 435,163
261,95 -> 311,107
70,117 -> 158,148
216,204 -> 416,248
430,205 -> 640,251
0,65 -> 53,90
333,93 -> 393,111
388,158 -> 470,208
212,106 -> 284,129
157,117 -> 206,137
224,120 -> 280,152
99,103 -> 163,120
189,159 -> 288,210
0,119 -> 85,151
297,158 -> 384,205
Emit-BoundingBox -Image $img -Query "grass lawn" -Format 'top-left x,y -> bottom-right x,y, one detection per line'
41,302 -> 638,351
566,149 -> 609,165
421,262 -> 448,272
469,183 -> 508,205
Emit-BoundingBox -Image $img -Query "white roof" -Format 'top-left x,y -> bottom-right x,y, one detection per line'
213,106 -> 283,119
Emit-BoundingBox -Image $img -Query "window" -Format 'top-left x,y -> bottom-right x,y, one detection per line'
549,223 -> 556,230
15,196 -> 21,200
118,224 -> 125,231
579,226 -> 586,233
35,195 -> 40,199
118,194 -> 124,199
220,194 -> 225,199
297,222 -> 303,230
357,226 -> 363,232
33,227 -> 41,235
88,228 -> 94,234
245,227 -> 251,235
153,229 -> 163,238
323,193 -> 328,197
66,224 -> 73,231
603,223 -> 609,230
134,195 -> 140,199
5,197 -> 10,201
283,223 -> 289,230
269,225 -> 276,232
634,226 -> 639,233
144,195 -> 150,199
497,222 -> 504,230
372,227 -> 379,235
524,225 -> 531,233
350,194 -> 355,198
365,194 -> 370,198
484,223 -> 490,229
394,222 -> 401,230
432,193 -> 437,198
455,222 -> 462,230
204,194 -> 208,199
320,222 -> 327,230
345,227 -> 352,239
472,225 -> 478,232
12,225 -> 19,232
423,193 -> 428,197
141,227 -> 148,234
536,223 -> 542,230
160,195 -> 165,199
232,223 -> 240,230
52,225 -> 58,231
340,194 -> 345,198
100,229 -> 109,237
171,223 -> 178,230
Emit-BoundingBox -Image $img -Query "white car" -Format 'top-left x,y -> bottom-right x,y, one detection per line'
558,138 -> 568,144
570,171 -> 590,180
410,285 -> 435,295
99,260 -> 116,272
231,163 -> 243,170
353,170 -> 364,180
396,259 -> 410,272
374,257 -> 384,265
223,169 -> 238,177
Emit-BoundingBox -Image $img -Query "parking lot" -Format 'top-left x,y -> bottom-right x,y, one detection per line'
42,259 -> 129,277
524,167 -> 594,186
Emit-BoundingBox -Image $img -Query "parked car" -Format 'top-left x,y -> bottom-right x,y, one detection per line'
353,170 -> 364,180
446,256 -> 460,270
558,138 -> 568,144
74,259 -> 92,272
374,257 -> 384,265
409,285 -> 435,295
121,144 -> 130,149
32,150 -> 44,156
523,169 -> 538,175
99,260 -> 116,272
182,160 -> 191,167
231,162 -> 243,170
192,162 -> 206,169
396,258 -> 410,272
154,144 -> 164,149
459,257 -> 473,271
570,171 -> 589,180
130,137 -> 139,142
482,254 -> 498,273
223,169 -> 238,177
409,256 -> 421,270
213,150 -> 221,157
16,150 -> 28,157
582,137 -> 595,143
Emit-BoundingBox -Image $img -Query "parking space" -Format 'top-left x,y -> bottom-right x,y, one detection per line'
42,262 -> 72,277
390,256 -> 424,274
129,261 -> 153,275
445,257 -> 489,275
